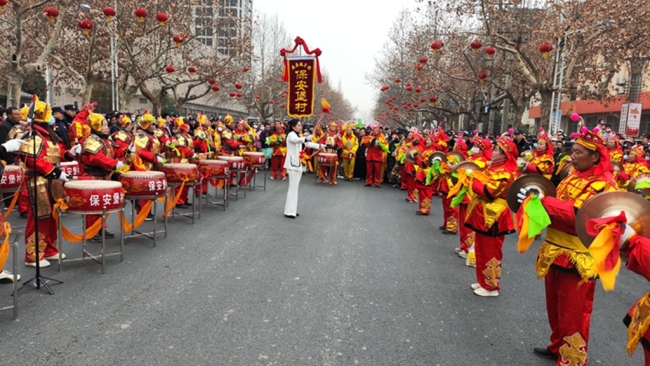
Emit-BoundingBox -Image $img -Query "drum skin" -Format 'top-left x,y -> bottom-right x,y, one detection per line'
0,165 -> 24,192
161,163 -> 199,186
198,160 -> 229,178
119,171 -> 167,199
64,180 -> 124,214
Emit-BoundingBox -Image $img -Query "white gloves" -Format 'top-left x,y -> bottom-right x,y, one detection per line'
156,156 -> 164,163
69,144 -> 82,157
2,139 -> 25,152
165,141 -> 173,147
621,224 -> 636,247
191,154 -> 198,160
304,135 -> 312,142
127,144 -> 136,154
115,161 -> 125,170
59,171 -> 69,181
516,187 -> 544,203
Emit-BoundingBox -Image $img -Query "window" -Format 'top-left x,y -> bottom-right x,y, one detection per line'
139,98 -> 147,104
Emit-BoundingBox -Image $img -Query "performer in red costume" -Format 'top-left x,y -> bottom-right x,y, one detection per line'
318,121 -> 342,185
19,98 -> 69,268
269,122 -> 287,180
192,114 -> 212,196
414,141 -> 436,215
111,114 -> 133,159
80,112 -> 122,242
131,112 -> 164,218
362,125 -> 388,187
519,126 -> 617,364
171,119 -> 197,208
624,145 -> 650,180
455,136 -> 491,258
437,134 -> 468,234
403,130 -> 424,202
607,136 -> 624,164
464,135 -> 518,297
523,128 -> 555,178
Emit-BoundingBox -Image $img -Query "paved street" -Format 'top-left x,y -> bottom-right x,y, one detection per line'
0,172 -> 646,365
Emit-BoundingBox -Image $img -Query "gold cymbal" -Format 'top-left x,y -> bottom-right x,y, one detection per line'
450,161 -> 480,186
506,174 -> 557,212
559,163 -> 573,180
447,151 -> 466,166
404,148 -> 419,164
429,151 -> 447,166
575,191 -> 650,247
628,172 -> 650,195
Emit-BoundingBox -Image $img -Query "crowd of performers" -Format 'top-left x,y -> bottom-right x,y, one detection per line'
4,98 -> 650,364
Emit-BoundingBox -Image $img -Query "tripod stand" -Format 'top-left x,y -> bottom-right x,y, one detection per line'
18,119 -> 62,295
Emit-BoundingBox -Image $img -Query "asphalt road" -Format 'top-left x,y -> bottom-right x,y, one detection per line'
0,171 -> 646,365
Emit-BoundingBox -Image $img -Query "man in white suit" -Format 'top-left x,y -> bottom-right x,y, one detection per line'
284,119 -> 324,218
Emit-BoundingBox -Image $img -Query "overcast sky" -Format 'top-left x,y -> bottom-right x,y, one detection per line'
254,0 -> 415,123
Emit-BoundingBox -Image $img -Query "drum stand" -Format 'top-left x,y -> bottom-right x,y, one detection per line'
201,176 -> 229,211
0,233 -> 21,319
57,206 -> 125,274
168,180 -> 202,224
229,167 -> 248,201
248,165 -> 267,191
124,190 -> 169,247
315,163 -> 335,185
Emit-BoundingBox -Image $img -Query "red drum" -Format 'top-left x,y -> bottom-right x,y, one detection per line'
64,180 -> 124,214
119,171 -> 167,199
0,165 -> 24,192
198,160 -> 229,178
60,161 -> 80,177
317,153 -> 338,166
242,152 -> 265,167
217,156 -> 247,171
161,163 -> 199,186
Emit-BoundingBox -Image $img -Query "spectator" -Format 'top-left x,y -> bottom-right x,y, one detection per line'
51,106 -> 71,148
513,130 -> 531,155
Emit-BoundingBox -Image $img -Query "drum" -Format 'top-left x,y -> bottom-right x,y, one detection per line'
64,180 -> 124,214
217,156 -> 247,171
0,165 -> 23,192
242,152 -> 265,168
119,171 -> 167,199
317,153 -> 338,166
198,160 -> 229,178
60,161 -> 80,177
161,163 -> 199,186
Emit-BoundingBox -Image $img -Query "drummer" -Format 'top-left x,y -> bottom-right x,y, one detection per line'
193,114 -> 212,197
80,112 -> 124,242
318,121 -> 342,185
111,114 -> 133,159
522,128 -> 555,178
132,112 -> 164,171
171,119 -> 197,209
268,122 -> 287,181
518,126 -> 617,364
18,97 -> 69,268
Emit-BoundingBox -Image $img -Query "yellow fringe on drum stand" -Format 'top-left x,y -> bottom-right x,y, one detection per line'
53,199 -> 106,243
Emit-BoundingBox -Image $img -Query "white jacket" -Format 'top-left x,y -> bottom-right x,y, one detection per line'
284,130 -> 322,171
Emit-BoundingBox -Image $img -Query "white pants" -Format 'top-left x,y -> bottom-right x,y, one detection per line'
284,169 -> 303,216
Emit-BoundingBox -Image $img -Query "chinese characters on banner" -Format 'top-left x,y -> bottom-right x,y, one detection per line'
286,57 -> 316,117
626,103 -> 643,137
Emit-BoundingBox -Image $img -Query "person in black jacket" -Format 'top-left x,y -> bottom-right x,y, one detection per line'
51,106 -> 71,148
63,104 -> 77,128
513,130 -> 532,155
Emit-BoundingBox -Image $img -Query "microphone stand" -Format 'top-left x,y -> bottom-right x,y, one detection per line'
19,121 -> 63,295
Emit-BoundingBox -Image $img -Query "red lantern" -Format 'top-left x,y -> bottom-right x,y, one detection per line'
394,78 -> 401,84
243,67 -> 250,73
419,98 -> 425,103
470,39 -> 482,52
0,0 -> 6,12
234,83 -> 243,90
187,67 -> 196,75
418,56 -> 428,64
405,85 -> 413,92
134,8 -> 148,23
415,87 -> 422,94
208,78 -> 216,85
236,93 -> 242,99
539,43 -> 553,58
43,7 -> 59,23
173,35 -> 184,47
165,66 -> 175,75
211,85 -> 220,94
77,19 -> 93,36
269,100 -> 275,105
415,64 -> 424,72
229,92 -> 236,98
430,41 -> 444,54
380,85 -> 389,92
477,71 -> 488,83
255,95 -> 260,100
485,46 -> 496,59
429,96 -> 437,106
103,7 -> 116,22
156,12 -> 168,26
